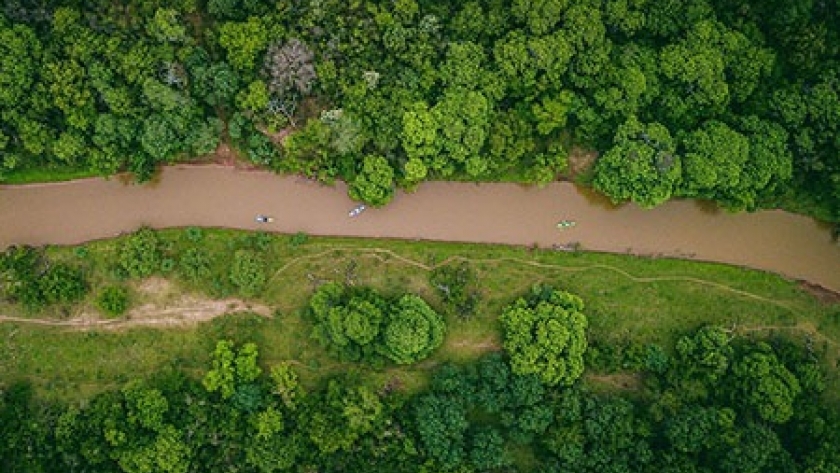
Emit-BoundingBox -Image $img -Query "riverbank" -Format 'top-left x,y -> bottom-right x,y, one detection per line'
2,230 -> 837,403
2,165 -> 839,293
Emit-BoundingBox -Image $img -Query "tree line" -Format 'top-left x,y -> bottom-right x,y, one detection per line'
0,0 -> 838,220
2,321 -> 838,472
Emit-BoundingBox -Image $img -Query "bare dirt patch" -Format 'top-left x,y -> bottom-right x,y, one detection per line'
566,147 -> 599,180
798,280 -> 840,304
0,277 -> 271,330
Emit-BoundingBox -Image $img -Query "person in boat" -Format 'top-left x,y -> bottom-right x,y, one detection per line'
557,219 -> 576,228
255,215 -> 273,223
349,204 -> 366,217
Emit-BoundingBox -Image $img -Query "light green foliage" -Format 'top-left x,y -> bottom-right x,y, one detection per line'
675,325 -> 733,381
218,17 -> 269,71
0,22 -> 41,109
203,340 -> 262,400
603,0 -> 648,37
307,380 -> 383,454
116,425 -> 192,473
533,91 -> 575,135
401,158 -> 428,187
51,132 -> 86,164
732,347 -> 801,424
432,89 -> 492,177
500,286 -> 587,386
246,406 -> 300,472
229,250 -> 266,297
592,115 -> 681,207
380,294 -> 445,364
564,3 -> 612,85
96,285 -> 130,317
348,155 -> 395,206
118,228 -> 163,279
147,8 -> 187,43
401,102 -> 440,163
719,116 -> 793,210
270,362 -> 303,409
123,384 -> 169,431
237,80 -> 270,114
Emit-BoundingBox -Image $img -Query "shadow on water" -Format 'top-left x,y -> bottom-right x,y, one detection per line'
573,185 -> 623,211
693,199 -> 722,215
116,168 -> 163,188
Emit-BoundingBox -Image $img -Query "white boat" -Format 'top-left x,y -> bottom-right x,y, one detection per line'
349,204 -> 366,217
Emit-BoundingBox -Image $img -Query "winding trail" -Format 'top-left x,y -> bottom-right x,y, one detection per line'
2,165 -> 839,292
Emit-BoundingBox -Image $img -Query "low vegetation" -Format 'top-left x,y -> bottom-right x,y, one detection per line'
2,228 -> 839,471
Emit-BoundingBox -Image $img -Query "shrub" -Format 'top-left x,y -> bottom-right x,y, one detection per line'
40,263 -> 88,305
96,285 -> 130,317
229,250 -> 266,297
118,228 -> 162,278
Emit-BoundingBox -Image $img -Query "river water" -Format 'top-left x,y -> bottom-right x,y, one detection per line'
1,166 -> 838,292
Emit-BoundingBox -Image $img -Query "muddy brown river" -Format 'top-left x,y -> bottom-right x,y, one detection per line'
1,166 -> 838,292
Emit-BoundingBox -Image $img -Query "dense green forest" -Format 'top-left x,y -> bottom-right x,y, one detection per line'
3,315 -> 839,472
1,0 -> 838,220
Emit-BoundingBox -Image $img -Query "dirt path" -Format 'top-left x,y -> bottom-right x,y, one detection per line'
2,165 -> 839,292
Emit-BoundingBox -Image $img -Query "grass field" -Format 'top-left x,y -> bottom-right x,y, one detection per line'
1,229 -> 837,404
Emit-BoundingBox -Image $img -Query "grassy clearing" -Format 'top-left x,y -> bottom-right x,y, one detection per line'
1,165 -> 102,184
1,230 -> 837,403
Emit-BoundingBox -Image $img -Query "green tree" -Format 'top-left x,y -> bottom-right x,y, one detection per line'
348,155 -> 395,206
732,347 -> 801,424
414,393 -> 468,469
147,8 -> 187,43
270,362 -> 303,410
203,340 -> 262,400
500,285 -> 588,386
309,283 -> 386,362
592,115 -> 681,208
380,294 -> 445,364
306,380 -> 383,454
678,120 -> 750,203
219,16 -> 268,72
432,89 -> 492,177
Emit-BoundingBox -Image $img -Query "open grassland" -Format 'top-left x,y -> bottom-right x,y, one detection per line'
1,229 -> 838,403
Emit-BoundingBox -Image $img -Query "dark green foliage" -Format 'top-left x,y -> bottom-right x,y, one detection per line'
308,283 -> 445,365
428,261 -> 480,318
1,246 -> 88,310
95,285 -> 130,317
2,325 -> 838,473
0,245 -> 46,309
